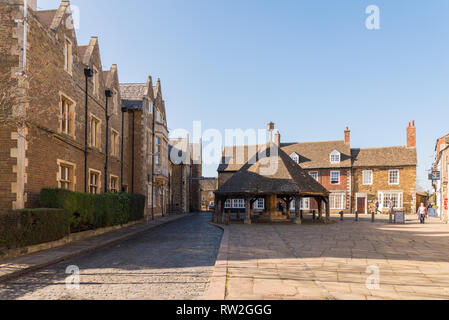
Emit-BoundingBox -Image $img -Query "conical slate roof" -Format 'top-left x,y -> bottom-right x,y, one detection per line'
216,144 -> 329,196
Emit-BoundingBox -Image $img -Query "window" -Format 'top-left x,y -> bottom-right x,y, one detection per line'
379,191 -> 403,209
330,194 -> 346,210
90,115 -> 101,149
89,170 -> 101,194
224,199 -> 232,208
60,96 -> 74,136
155,136 -> 161,165
290,198 -> 310,210
93,67 -> 99,96
290,153 -> 299,164
57,160 -> 75,190
330,150 -> 341,164
111,129 -> 119,157
64,38 -> 72,74
110,175 -> 118,193
389,169 -> 400,185
232,199 -> 245,208
330,171 -> 340,185
254,198 -> 265,210
362,170 -> 373,185
149,102 -> 153,114
309,172 -> 319,181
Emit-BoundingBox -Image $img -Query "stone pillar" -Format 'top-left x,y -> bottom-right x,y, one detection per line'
267,194 -> 277,222
325,198 -> 330,224
221,198 -> 225,224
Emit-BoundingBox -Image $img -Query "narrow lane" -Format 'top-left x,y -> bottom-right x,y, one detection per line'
0,213 -> 223,300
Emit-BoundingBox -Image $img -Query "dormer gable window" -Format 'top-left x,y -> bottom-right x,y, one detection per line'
290,153 -> 300,164
330,150 -> 341,164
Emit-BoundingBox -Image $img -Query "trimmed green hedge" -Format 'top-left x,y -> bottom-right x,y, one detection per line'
40,189 -> 145,232
0,209 -> 70,249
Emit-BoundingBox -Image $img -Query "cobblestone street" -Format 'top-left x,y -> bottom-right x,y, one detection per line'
0,213 -> 223,300
225,216 -> 449,300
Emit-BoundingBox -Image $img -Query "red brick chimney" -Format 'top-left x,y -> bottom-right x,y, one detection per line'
344,127 -> 351,145
407,121 -> 416,148
274,130 -> 281,147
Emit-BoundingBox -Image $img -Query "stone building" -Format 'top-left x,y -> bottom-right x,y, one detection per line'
0,1 -> 171,217
218,122 -> 418,215
199,178 -> 217,211
168,137 -> 202,213
432,133 -> 449,223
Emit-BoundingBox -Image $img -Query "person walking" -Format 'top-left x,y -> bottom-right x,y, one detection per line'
388,199 -> 394,223
417,203 -> 428,224
375,200 -> 381,215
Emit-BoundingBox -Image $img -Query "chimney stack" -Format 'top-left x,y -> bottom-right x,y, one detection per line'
344,127 -> 351,145
407,121 -> 416,148
267,122 -> 275,144
274,130 -> 281,147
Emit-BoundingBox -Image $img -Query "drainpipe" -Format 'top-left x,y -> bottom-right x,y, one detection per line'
104,90 -> 113,193
131,111 -> 135,194
151,106 -> 155,220
83,68 -> 93,193
120,107 -> 125,192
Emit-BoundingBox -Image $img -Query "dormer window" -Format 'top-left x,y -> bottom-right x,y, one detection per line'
330,150 -> 341,164
290,153 -> 299,164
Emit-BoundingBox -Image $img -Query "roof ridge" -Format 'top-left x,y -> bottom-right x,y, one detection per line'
352,146 -> 408,151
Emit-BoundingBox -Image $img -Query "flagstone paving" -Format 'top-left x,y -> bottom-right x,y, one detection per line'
225,215 -> 449,300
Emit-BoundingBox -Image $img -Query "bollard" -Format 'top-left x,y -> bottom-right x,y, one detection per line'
371,212 -> 375,223
340,211 -> 344,221
355,211 -> 359,221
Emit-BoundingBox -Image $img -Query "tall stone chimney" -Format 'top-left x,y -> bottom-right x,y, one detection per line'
274,130 -> 280,147
268,122 -> 275,144
407,121 -> 416,148
344,127 -> 351,145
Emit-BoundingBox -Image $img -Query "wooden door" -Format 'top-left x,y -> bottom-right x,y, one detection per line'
357,197 -> 366,213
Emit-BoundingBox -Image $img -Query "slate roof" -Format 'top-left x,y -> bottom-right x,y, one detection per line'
216,145 -> 329,196
280,140 -> 352,169
122,99 -> 142,111
120,83 -> 147,100
351,147 -> 417,167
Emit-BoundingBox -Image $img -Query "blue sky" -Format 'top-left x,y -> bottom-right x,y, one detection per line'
38,0 -> 449,190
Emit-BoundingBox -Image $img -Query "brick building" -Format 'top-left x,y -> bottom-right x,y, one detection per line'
218,122 -> 418,215
0,1 -> 171,217
432,133 -> 449,223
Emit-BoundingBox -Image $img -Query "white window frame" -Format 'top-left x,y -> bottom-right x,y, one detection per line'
330,194 -> 346,210
290,198 -> 310,210
232,199 -> 245,209
254,198 -> 265,210
110,175 -> 119,193
330,150 -> 341,164
389,169 -> 400,185
362,170 -> 373,185
88,169 -> 101,194
57,159 -> 76,191
309,171 -> 319,181
330,170 -> 341,185
379,191 -> 403,210
290,153 -> 299,164
224,199 -> 232,208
